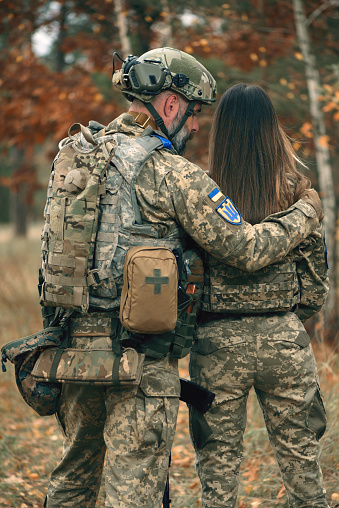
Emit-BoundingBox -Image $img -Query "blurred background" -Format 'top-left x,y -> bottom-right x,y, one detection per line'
0,2 -> 338,506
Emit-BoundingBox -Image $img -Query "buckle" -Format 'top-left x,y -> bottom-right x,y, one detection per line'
130,111 -> 157,130
134,112 -> 151,128
87,269 -> 101,287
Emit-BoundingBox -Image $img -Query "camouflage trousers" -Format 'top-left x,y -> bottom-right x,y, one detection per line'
189,312 -> 328,508
45,350 -> 180,508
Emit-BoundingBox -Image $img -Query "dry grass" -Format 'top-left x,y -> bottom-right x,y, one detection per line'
0,227 -> 338,508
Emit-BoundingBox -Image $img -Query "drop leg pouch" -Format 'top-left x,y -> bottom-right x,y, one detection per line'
1,327 -> 64,416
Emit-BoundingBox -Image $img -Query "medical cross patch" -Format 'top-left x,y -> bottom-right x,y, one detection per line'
216,197 -> 242,225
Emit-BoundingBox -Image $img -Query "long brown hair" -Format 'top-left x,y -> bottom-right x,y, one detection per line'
209,83 -> 310,225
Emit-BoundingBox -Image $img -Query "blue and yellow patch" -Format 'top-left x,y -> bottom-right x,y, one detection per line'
208,189 -> 242,225
208,188 -> 223,203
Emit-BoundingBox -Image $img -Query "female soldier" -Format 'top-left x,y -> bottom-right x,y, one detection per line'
189,83 -> 330,508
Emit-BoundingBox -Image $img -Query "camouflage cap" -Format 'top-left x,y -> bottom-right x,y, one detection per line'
112,47 -> 217,105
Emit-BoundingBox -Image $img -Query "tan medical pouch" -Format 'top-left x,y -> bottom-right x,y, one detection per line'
119,246 -> 178,334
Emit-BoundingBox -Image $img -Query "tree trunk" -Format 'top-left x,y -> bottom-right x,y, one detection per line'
12,188 -> 28,237
114,0 -> 132,57
11,149 -> 28,237
157,0 -> 173,47
55,2 -> 68,73
292,0 -> 337,322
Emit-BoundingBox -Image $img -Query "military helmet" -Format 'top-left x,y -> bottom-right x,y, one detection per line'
112,47 -> 217,105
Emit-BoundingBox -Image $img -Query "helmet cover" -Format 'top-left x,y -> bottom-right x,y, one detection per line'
112,47 -> 217,105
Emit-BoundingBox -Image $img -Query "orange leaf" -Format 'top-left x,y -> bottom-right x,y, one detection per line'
318,135 -> 330,148
300,122 -> 313,138
28,472 -> 39,480
322,102 -> 337,113
243,464 -> 259,482
277,483 -> 286,499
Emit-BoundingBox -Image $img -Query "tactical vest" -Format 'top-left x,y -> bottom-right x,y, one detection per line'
202,255 -> 300,314
40,122 -> 185,314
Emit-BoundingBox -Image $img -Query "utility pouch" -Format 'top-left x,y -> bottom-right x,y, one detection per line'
120,246 -> 178,334
1,327 -> 65,416
31,347 -> 145,386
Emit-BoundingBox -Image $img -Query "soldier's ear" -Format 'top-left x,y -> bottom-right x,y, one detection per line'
163,94 -> 180,120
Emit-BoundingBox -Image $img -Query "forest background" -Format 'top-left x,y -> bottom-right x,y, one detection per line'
0,1 -> 338,507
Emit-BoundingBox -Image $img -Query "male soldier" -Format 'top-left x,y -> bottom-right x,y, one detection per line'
44,47 -> 323,508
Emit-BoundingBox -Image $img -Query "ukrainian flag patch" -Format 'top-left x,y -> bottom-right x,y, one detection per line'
208,188 -> 223,203
216,197 -> 242,225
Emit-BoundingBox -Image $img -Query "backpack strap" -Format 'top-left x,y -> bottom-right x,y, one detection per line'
68,123 -> 98,146
128,133 -> 168,225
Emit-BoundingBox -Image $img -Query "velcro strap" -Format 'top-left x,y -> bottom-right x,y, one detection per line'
171,335 -> 193,359
96,231 -> 115,243
49,347 -> 65,383
43,291 -> 88,307
93,251 -> 114,261
48,253 -> 76,268
112,353 -> 121,386
99,213 -> 118,223
45,273 -> 87,286
100,194 -> 119,205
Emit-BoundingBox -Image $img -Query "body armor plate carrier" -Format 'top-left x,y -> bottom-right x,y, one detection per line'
38,122 -> 197,359
202,255 -> 300,314
40,122 -> 185,313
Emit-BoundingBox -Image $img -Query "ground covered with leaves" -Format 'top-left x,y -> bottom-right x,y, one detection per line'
0,231 -> 338,508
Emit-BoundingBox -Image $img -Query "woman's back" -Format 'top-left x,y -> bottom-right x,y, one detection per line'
209,83 -> 309,224
203,83 -> 328,321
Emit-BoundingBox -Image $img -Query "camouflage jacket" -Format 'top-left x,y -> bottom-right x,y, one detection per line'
107,113 -> 319,272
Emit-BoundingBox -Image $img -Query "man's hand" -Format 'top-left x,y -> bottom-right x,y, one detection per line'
299,189 -> 324,221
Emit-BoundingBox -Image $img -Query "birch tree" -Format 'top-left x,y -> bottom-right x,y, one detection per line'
114,0 -> 132,57
292,0 -> 337,319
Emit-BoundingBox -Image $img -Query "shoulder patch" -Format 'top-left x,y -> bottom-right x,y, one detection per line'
216,196 -> 242,225
207,188 -> 242,225
208,188 -> 223,202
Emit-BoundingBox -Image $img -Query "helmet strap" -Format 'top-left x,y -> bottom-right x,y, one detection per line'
144,100 -> 197,141
170,100 -> 197,138
144,102 -> 170,138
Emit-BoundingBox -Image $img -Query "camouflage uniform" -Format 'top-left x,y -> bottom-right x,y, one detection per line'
47,317 -> 179,508
189,224 -> 330,507
45,113 -> 321,508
